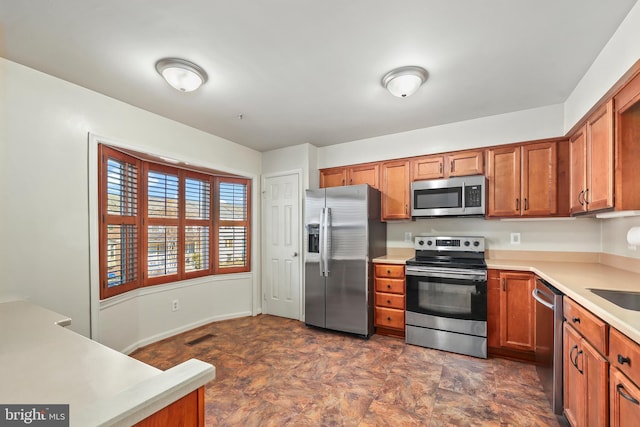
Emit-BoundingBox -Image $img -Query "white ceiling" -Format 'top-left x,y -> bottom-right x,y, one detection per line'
1,1 -> 637,152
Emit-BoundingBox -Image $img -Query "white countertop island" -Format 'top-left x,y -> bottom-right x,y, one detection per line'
0,301 -> 215,426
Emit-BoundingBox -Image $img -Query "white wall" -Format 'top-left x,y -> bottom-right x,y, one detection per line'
318,104 -> 564,169
564,0 -> 640,132
0,58 -> 262,350
387,218 -> 601,253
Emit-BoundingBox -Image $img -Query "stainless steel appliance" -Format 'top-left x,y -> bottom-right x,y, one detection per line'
405,236 -> 487,358
411,175 -> 486,217
532,277 -> 564,415
304,184 -> 386,337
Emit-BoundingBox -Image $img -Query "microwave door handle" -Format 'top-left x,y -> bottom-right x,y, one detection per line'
462,182 -> 466,212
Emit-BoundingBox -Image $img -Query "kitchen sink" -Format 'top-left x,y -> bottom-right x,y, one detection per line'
588,288 -> 640,311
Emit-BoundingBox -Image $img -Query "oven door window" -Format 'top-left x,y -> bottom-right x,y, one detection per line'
414,187 -> 462,210
406,274 -> 487,321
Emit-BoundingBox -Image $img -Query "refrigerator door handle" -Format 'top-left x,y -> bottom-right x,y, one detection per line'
324,207 -> 331,275
319,208 -> 325,276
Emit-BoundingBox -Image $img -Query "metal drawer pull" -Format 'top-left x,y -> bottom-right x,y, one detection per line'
618,355 -> 631,365
572,317 -> 580,324
617,384 -> 640,405
575,350 -> 584,374
570,345 -> 578,368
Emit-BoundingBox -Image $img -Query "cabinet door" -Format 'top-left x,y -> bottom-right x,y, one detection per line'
564,323 -> 585,427
348,163 -> 379,189
611,367 -> 640,427
586,100 -> 614,212
499,271 -> 535,351
521,142 -> 557,216
320,167 -> 346,188
581,337 -> 609,427
411,155 -> 444,181
569,126 -> 587,214
447,150 -> 484,177
487,146 -> 521,217
381,159 -> 410,220
614,70 -> 640,211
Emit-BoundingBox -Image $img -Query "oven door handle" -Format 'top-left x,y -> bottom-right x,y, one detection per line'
406,270 -> 486,281
532,288 -> 554,310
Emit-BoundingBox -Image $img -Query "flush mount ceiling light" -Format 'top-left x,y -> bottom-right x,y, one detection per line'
155,58 -> 208,92
382,66 -> 428,98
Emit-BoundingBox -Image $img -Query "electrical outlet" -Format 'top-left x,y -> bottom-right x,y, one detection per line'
172,299 -> 179,312
404,232 -> 412,242
510,233 -> 521,245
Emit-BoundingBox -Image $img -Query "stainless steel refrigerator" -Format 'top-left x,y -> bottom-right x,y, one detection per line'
304,184 -> 386,337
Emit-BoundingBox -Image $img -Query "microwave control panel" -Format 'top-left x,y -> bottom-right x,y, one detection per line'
465,185 -> 483,208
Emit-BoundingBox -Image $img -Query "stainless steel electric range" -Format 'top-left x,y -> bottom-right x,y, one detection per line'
405,236 -> 487,358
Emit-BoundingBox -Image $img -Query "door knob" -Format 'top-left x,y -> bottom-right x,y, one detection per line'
292,252 -> 298,257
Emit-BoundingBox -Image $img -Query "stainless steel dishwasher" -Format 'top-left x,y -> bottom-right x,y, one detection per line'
532,277 -> 564,416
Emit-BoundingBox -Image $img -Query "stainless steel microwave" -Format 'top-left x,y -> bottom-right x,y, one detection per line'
411,175 -> 486,217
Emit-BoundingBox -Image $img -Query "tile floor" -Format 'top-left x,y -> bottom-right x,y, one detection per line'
130,315 -> 565,426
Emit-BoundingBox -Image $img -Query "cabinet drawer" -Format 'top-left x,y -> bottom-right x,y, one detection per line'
375,278 -> 404,294
375,307 -> 405,330
564,297 -> 608,355
610,328 -> 640,387
375,292 -> 405,310
374,264 -> 405,279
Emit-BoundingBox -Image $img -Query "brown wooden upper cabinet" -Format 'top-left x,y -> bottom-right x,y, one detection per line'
569,100 -> 614,215
319,162 -> 380,189
487,141 -> 562,217
411,150 -> 484,181
381,159 -> 411,220
319,166 -> 347,188
614,69 -> 640,212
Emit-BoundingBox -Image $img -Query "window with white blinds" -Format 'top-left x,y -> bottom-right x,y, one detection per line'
98,144 -> 251,299
216,178 -> 250,272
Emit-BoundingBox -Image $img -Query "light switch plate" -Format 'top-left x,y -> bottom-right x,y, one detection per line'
510,233 -> 521,244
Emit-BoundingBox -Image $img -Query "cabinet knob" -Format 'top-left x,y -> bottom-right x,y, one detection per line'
618,355 -> 631,365
387,269 -> 391,274
387,300 -> 391,304
387,317 -> 391,321
387,284 -> 391,289
572,317 -> 580,324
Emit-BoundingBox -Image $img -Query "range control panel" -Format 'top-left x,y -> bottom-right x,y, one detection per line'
414,236 -> 485,252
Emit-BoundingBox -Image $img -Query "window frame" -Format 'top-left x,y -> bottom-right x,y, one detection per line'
98,144 -> 251,299
98,146 -> 143,299
214,176 -> 252,274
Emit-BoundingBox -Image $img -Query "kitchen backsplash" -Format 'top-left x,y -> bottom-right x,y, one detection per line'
387,217 -> 602,253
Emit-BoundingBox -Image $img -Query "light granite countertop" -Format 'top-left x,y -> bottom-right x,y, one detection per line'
0,301 -> 215,427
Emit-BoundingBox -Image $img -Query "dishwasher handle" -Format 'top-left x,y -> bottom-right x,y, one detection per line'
532,288 -> 555,310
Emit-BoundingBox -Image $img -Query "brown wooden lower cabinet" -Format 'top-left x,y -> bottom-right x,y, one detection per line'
487,269 -> 535,361
563,322 -> 609,427
134,387 -> 205,427
610,367 -> 640,427
373,263 -> 405,338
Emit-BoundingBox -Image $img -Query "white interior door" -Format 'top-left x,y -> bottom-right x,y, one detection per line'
262,172 -> 301,320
